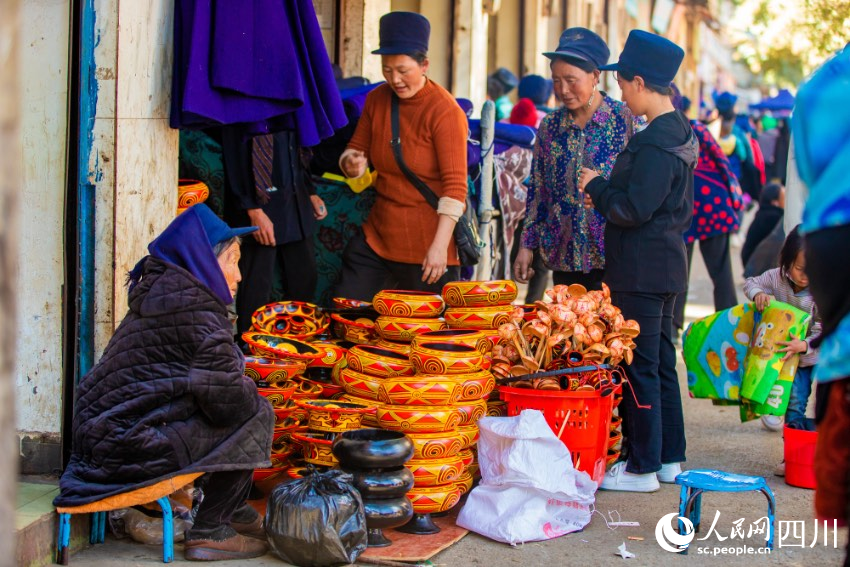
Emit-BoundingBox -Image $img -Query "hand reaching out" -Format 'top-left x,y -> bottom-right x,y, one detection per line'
341,150 -> 368,179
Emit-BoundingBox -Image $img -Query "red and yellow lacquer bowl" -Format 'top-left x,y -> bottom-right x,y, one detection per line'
292,431 -> 338,467
375,316 -> 447,342
486,399 -> 508,417
442,280 -> 518,308
294,399 -> 375,433
177,179 -> 210,209
330,312 -> 378,345
244,356 -> 305,386
444,305 -> 513,330
609,429 -> 623,450
287,379 -> 325,400
455,399 -> 487,427
376,404 -> 463,433
307,340 -> 349,370
332,297 -> 372,310
451,370 -> 496,401
457,448 -> 475,469
346,345 -> 414,378
610,415 -> 622,432
406,454 -> 465,487
372,338 -> 412,355
273,399 -> 308,424
409,342 -> 484,375
251,301 -> 329,341
378,375 -> 462,406
454,470 -> 474,495
406,484 -> 463,514
253,455 -> 286,482
257,383 -> 299,408
341,394 -> 382,427
405,431 -> 463,460
339,368 -> 384,401
271,422 -> 299,454
606,448 -> 621,467
242,333 -> 325,363
457,424 -> 480,449
373,290 -> 445,318
411,328 -> 491,355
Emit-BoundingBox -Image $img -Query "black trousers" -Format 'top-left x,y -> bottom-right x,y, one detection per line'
334,232 -> 460,302
613,291 -> 686,474
188,469 -> 257,539
236,237 -> 317,335
553,269 -> 605,291
673,234 -> 738,331
509,225 -> 551,303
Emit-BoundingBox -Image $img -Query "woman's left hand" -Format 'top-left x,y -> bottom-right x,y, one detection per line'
310,195 -> 328,220
777,333 -> 808,362
579,168 -> 599,192
422,242 -> 449,285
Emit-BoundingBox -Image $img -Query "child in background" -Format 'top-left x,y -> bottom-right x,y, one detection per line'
743,226 -> 821,456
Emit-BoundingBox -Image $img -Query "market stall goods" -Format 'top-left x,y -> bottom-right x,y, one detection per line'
412,328 -> 492,354
442,279 -> 518,308
339,367 -> 385,401
293,399 -> 376,433
378,375 -> 463,406
375,316 -> 448,342
346,345 -> 415,378
243,356 -> 305,386
177,179 -> 209,215
376,405 -> 463,434
444,305 -> 513,330
373,290 -> 445,318
409,342 -> 485,375
242,332 -> 325,363
330,312 -> 378,344
250,300 -> 330,341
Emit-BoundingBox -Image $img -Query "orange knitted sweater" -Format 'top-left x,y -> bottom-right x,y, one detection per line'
347,80 -> 469,265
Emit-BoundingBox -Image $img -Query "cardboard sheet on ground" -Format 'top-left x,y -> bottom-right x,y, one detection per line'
683,301 -> 810,420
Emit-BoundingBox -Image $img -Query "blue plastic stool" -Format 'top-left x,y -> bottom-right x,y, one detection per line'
675,469 -> 776,552
54,472 -> 202,565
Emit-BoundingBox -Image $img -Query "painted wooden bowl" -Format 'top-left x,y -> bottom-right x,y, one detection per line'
444,305 -> 513,330
378,375 -> 462,406
610,415 -> 622,432
486,399 -> 508,417
257,383 -> 299,408
442,280 -> 518,307
332,297 -> 372,310
375,316 -> 447,342
287,379 -> 325,400
376,405 -> 463,433
451,370 -> 496,401
306,340 -> 349,370
454,470 -> 474,495
406,454 -> 465,487
454,399 -> 488,427
177,179 -> 209,208
457,448 -> 475,469
606,448 -> 621,466
372,338 -> 412,355
405,431 -> 463,459
291,431 -> 338,467
243,356 -> 305,386
273,399 -> 308,424
409,342 -> 484,375
252,455 -> 286,482
412,328 -> 491,354
339,368 -> 385,401
373,290 -> 445,318
251,301 -> 329,341
609,429 -> 623,450
272,415 -> 301,436
271,425 -> 298,456
341,394 -> 382,427
332,428 -> 414,470
330,312 -> 378,344
294,399 -> 376,433
406,484 -> 462,514
242,333 -> 324,362
346,345 -> 414,378
457,424 -> 480,449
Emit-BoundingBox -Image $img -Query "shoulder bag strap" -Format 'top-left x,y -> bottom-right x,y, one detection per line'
390,93 -> 439,211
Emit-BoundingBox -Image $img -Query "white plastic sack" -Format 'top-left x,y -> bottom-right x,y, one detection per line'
456,410 -> 597,544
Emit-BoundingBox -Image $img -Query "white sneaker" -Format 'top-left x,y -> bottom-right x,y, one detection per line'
600,461 -> 660,492
657,462 -> 682,483
761,415 -> 784,432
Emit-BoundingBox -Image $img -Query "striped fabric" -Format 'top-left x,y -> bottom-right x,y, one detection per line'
252,134 -> 275,202
743,267 -> 822,367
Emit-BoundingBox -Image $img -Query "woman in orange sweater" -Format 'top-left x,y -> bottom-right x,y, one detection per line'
335,11 -> 469,301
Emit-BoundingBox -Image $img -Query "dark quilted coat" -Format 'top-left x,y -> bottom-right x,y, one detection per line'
54,257 -> 273,507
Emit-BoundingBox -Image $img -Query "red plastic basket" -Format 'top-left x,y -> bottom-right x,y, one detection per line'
784,425 -> 817,489
499,385 -> 614,483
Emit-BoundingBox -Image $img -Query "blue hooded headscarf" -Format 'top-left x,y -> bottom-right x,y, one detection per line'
128,204 -> 257,305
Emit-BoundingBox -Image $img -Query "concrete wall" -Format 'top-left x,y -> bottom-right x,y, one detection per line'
14,0 -> 70,442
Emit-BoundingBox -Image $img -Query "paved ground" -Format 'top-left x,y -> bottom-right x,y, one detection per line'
70,238 -> 848,566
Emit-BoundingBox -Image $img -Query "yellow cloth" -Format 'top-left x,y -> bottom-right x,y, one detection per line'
55,473 -> 203,514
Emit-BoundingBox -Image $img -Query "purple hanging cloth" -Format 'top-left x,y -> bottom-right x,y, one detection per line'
171,0 -> 347,147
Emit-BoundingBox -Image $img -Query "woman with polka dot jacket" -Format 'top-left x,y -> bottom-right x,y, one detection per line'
672,112 -> 745,335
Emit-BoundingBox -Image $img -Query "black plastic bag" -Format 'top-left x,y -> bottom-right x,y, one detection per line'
265,468 -> 367,567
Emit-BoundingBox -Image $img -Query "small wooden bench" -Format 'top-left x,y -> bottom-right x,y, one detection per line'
55,472 -> 203,565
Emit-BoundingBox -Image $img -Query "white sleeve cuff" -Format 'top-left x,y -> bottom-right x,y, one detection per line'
437,197 -> 466,221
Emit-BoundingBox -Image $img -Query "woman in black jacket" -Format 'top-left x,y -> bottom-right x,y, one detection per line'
55,204 -> 273,561
580,30 -> 697,493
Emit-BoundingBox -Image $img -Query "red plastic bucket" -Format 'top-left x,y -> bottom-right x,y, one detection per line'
784,425 -> 817,489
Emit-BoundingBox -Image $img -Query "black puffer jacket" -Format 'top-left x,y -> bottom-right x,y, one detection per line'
587,110 -> 699,294
55,257 -> 273,507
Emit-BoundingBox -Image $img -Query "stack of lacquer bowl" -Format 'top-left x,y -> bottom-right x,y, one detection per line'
290,398 -> 376,473
372,290 -> 448,350
442,280 -> 517,343
339,344 -> 416,428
